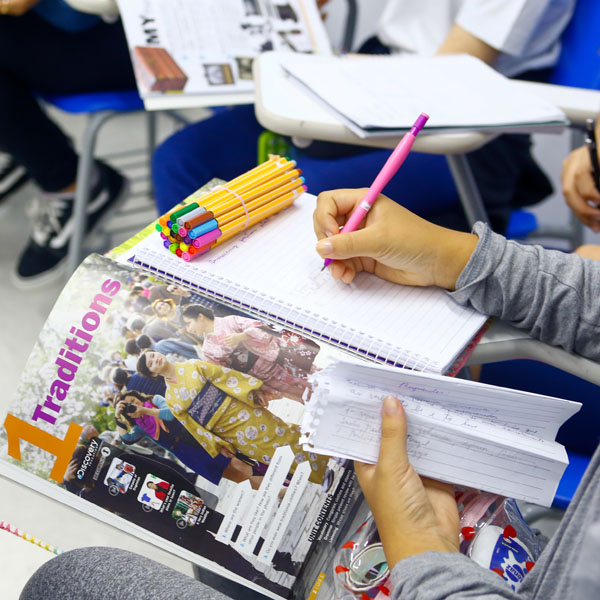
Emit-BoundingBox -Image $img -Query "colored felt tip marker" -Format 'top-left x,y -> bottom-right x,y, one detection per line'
191,227 -> 222,248
177,205 -> 205,226
322,112 -> 428,269
188,218 -> 218,239
169,202 -> 200,223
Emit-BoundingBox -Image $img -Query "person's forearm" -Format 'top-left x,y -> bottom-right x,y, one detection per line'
140,407 -> 161,418
436,24 -> 499,65
432,227 -> 478,291
451,223 -> 600,361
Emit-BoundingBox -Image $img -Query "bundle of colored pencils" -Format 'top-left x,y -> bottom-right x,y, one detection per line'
155,156 -> 306,261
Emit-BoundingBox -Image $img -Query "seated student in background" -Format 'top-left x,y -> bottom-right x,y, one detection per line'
20,188 -> 600,599
0,0 -> 136,288
151,0 -> 574,234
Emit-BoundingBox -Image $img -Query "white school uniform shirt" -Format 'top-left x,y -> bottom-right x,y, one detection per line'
376,0 -> 576,77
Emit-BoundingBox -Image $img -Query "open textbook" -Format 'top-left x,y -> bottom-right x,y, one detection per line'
116,0 -> 331,110
280,53 -> 568,138
301,360 -> 581,507
0,254 -> 361,600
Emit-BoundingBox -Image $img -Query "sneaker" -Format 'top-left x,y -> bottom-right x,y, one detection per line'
0,153 -> 29,202
12,162 -> 128,289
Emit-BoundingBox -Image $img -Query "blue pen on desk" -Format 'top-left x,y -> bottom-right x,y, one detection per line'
322,112 -> 429,270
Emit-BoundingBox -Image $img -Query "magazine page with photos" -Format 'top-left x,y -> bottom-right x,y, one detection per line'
0,254 -> 360,600
116,0 -> 332,109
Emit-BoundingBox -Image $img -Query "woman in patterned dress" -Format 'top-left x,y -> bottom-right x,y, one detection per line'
136,351 -> 327,484
180,304 -> 317,402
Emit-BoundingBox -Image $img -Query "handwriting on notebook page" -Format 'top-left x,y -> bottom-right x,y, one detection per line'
302,360 -> 580,505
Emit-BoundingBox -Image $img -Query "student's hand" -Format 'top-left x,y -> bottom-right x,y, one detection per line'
0,0 -> 40,15
314,189 -> 478,290
220,447 -> 235,458
574,244 -> 600,260
114,401 -> 125,419
561,145 -> 600,232
354,397 -> 460,569
63,458 -> 79,483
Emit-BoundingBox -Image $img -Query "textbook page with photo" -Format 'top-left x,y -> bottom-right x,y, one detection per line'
116,0 -> 331,110
0,254 -> 362,600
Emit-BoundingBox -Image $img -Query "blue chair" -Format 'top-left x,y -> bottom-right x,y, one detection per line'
506,0 -> 600,244
38,90 -> 158,275
554,451 -> 590,510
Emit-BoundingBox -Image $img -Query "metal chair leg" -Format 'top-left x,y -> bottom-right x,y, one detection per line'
446,153 -> 490,226
67,110 -> 116,275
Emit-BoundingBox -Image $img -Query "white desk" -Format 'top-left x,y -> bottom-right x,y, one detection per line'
253,51 -> 600,227
254,51 -> 496,154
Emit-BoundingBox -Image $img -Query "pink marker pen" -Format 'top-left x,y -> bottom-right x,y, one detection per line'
323,112 -> 429,269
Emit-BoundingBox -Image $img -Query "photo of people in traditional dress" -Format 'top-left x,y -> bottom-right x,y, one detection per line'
5,254 -> 356,595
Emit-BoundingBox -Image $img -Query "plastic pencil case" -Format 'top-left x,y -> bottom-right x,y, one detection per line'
332,515 -> 390,600
332,490 -> 546,599
456,490 -> 545,590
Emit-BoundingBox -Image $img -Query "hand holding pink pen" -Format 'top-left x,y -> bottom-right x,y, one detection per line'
322,112 -> 429,269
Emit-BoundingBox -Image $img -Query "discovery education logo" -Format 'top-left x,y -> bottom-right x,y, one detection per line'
77,438 -> 99,479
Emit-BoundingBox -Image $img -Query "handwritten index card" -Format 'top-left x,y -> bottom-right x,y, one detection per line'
301,360 -> 581,506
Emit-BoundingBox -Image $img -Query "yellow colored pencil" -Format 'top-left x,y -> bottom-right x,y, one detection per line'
215,179 -> 305,226
214,188 -> 301,247
202,160 -> 298,212
213,175 -> 303,220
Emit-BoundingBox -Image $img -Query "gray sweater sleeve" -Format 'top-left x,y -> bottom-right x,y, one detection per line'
449,222 -> 600,361
389,226 -> 600,600
391,552 -> 520,600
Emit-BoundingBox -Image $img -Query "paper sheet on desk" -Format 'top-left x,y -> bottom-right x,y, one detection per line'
301,360 -> 582,506
283,54 -> 568,137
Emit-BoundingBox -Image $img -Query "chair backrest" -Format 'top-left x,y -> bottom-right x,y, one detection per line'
550,0 -> 600,89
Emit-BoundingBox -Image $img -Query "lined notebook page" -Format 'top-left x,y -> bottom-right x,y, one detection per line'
301,361 -> 581,506
128,195 -> 488,372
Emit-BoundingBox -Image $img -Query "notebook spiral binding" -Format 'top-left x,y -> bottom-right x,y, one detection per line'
130,251 -> 438,373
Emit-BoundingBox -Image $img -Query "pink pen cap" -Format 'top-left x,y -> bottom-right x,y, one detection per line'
411,112 -> 429,136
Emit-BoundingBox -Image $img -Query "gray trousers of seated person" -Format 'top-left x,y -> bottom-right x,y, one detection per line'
19,546 -> 256,600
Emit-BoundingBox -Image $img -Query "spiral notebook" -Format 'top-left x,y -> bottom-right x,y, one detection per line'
120,193 -> 488,374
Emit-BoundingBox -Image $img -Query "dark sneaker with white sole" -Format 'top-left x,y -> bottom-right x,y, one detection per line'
0,154 -> 29,203
12,162 -> 128,289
